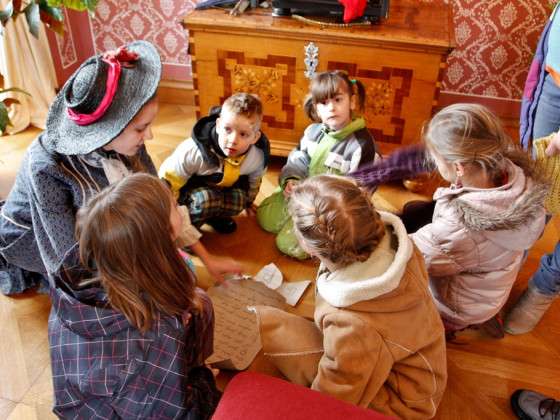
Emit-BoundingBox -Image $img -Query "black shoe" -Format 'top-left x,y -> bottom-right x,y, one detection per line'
206,217 -> 237,234
511,389 -> 560,420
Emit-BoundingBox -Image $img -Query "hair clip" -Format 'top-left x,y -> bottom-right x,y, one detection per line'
350,79 -> 357,84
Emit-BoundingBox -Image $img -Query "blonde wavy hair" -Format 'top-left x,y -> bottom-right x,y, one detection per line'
288,175 -> 386,268
423,103 -> 537,184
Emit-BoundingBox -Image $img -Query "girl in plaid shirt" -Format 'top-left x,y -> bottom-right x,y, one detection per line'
48,173 -> 220,419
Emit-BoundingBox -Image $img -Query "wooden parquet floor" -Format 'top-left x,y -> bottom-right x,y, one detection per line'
0,103 -> 558,419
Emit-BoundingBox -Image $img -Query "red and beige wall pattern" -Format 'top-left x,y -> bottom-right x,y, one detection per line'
46,0 -> 558,117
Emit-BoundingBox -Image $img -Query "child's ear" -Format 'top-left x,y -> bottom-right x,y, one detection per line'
251,130 -> 261,145
454,162 -> 465,178
350,94 -> 357,111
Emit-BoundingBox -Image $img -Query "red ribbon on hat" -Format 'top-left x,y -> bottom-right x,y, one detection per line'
67,47 -> 139,126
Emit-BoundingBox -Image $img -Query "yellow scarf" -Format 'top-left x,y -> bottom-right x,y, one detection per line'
216,154 -> 247,187
535,133 -> 560,214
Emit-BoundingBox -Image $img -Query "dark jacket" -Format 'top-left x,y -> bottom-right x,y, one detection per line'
0,134 -> 155,279
159,110 -> 270,205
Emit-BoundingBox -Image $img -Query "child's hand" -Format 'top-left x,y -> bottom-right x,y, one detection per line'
245,203 -> 258,217
206,364 -> 220,378
283,180 -> 298,198
206,255 -> 243,284
546,131 -> 560,156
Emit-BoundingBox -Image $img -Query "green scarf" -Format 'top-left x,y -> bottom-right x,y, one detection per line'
309,117 -> 366,177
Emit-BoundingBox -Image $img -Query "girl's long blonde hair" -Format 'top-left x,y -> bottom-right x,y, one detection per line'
288,175 -> 386,268
76,173 -> 200,333
423,103 -> 538,183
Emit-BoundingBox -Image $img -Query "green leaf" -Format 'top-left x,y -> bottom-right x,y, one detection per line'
38,0 -> 63,21
38,0 -> 64,34
24,2 -> 40,38
83,0 -> 98,13
0,102 -> 11,134
0,87 -> 31,96
46,0 -> 97,13
0,2 -> 14,25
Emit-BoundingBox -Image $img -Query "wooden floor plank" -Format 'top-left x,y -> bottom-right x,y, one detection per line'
0,398 -> 16,420
0,103 -> 559,419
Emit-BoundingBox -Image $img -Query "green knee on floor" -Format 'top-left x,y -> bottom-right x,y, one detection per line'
276,219 -> 309,260
257,188 -> 290,234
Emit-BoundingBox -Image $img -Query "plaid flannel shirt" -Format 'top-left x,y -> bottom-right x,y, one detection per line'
48,254 -> 220,419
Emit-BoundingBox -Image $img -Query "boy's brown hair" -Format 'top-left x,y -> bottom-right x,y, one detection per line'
288,175 -> 386,268
76,173 -> 201,333
222,93 -> 263,130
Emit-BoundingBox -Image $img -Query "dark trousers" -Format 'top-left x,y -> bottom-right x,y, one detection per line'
401,200 -> 437,234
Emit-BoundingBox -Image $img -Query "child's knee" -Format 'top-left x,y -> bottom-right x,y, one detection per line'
257,189 -> 290,233
276,223 -> 309,260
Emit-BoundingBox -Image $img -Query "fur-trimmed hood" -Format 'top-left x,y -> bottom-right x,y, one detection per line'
434,159 -> 547,251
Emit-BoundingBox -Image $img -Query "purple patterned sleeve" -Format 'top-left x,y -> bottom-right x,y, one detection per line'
349,144 -> 434,189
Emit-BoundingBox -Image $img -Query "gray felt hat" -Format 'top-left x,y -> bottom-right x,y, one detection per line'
44,40 -> 161,155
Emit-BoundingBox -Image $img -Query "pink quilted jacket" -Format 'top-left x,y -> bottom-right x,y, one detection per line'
412,160 -> 547,328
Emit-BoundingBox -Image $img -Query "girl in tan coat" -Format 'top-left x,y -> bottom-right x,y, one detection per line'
257,175 -> 447,419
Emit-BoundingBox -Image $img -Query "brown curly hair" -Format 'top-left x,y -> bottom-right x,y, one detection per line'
288,175 -> 386,268
222,92 -> 263,130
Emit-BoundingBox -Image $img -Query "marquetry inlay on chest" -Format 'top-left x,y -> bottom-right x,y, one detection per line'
184,2 -> 454,156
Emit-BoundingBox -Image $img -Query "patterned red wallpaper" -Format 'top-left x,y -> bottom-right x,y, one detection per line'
47,0 -> 557,102
438,0 -> 556,99
46,0 -> 197,82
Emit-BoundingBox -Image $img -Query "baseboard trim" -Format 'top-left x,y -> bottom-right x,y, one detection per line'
438,91 -> 521,120
438,91 -> 521,140
157,80 -> 195,105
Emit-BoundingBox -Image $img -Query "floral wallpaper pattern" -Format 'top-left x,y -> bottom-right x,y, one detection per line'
438,0 -> 555,99
90,0 -> 195,67
49,0 -> 557,100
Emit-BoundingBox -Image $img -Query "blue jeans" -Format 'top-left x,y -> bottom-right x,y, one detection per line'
531,73 -> 560,296
532,242 -> 560,295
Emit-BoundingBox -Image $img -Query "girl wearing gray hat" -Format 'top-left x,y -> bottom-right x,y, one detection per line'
0,40 -> 240,294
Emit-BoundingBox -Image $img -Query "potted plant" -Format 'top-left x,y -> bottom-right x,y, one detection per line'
0,0 -> 98,132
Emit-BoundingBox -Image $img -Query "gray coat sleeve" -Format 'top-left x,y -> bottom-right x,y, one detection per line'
30,161 -> 80,274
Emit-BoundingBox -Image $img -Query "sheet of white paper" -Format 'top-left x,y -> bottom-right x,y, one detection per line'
276,280 -> 312,306
254,262 -> 283,290
206,279 -> 286,370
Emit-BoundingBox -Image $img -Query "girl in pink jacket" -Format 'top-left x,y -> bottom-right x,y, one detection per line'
411,103 -> 548,335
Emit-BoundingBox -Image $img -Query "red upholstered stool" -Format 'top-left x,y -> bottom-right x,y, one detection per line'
212,372 -> 395,420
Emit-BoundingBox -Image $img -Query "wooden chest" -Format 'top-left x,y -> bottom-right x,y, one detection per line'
184,2 -> 454,156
